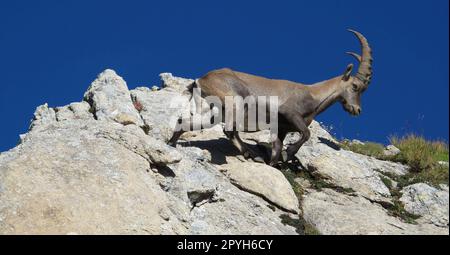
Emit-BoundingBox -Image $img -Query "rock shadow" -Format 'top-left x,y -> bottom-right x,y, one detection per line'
317,137 -> 341,151
179,138 -> 269,165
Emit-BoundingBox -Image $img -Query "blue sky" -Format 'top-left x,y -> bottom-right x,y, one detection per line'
0,0 -> 448,151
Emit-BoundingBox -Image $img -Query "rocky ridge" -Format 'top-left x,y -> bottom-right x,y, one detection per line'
0,69 -> 447,235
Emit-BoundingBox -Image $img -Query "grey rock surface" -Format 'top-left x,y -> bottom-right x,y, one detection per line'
0,70 -> 297,235
400,183 -> 449,228
383,144 -> 401,157
221,161 -> 300,214
83,69 -> 144,126
302,189 -> 448,235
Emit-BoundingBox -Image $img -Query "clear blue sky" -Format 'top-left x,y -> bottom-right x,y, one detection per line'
0,0 -> 448,151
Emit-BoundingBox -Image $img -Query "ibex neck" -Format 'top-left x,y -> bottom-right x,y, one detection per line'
307,76 -> 343,116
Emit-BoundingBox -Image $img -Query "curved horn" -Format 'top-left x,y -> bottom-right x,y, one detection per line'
346,51 -> 362,62
348,29 -> 373,87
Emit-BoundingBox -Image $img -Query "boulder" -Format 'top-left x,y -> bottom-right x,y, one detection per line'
302,189 -> 448,235
130,87 -> 192,142
221,162 -> 299,213
400,183 -> 449,228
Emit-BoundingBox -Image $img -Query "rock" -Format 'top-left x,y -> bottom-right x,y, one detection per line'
221,162 -> 299,214
383,145 -> 401,157
0,70 -> 298,235
130,86 -> 192,142
295,123 -> 409,176
29,103 -> 56,130
438,161 -> 449,167
400,183 -> 449,228
302,189 -> 448,235
0,120 -> 168,234
307,154 -> 392,204
83,69 -> 144,126
286,122 -> 408,204
351,139 -> 365,145
55,102 -> 93,122
160,72 -> 194,93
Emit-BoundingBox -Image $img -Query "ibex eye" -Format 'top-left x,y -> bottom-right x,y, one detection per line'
352,84 -> 358,91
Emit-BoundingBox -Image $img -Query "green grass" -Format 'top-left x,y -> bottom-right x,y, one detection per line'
379,175 -> 393,190
279,169 -> 321,235
386,198 -> 421,224
382,165 -> 449,188
389,134 -> 449,173
279,214 -> 321,235
340,140 -> 386,158
341,134 -> 449,187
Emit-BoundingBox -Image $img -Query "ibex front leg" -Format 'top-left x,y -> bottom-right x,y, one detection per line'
281,114 -> 310,163
269,129 -> 287,166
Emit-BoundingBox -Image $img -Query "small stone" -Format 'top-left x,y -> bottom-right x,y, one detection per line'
383,145 -> 401,156
351,139 -> 365,145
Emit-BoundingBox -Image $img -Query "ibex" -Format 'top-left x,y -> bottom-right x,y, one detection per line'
168,29 -> 373,166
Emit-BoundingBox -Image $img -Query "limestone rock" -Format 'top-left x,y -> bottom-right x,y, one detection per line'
55,102 -> 93,122
0,121 -> 167,234
130,86 -> 192,142
383,145 -> 401,157
307,153 -> 392,204
221,162 -> 300,213
29,103 -> 56,130
160,72 -> 194,93
400,183 -> 449,228
83,69 -> 144,126
0,117 -> 297,234
438,161 -> 449,167
302,189 -> 448,235
351,139 -> 365,145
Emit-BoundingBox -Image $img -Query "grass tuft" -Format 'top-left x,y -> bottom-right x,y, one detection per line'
341,134 -> 449,187
389,134 -> 449,173
340,141 -> 386,158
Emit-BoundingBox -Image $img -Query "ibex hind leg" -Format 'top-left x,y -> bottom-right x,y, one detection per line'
223,130 -> 265,163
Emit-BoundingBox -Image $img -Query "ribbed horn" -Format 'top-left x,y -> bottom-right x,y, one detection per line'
348,29 -> 373,87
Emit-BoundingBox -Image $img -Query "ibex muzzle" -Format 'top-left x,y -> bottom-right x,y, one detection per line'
169,29 -> 373,166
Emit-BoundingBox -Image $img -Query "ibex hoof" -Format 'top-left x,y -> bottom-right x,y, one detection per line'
243,151 -> 265,164
281,150 -> 289,162
281,150 -> 300,163
251,156 -> 265,164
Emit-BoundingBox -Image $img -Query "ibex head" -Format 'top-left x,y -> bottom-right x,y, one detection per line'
338,29 -> 373,116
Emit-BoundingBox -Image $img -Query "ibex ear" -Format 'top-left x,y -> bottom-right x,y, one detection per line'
342,64 -> 353,81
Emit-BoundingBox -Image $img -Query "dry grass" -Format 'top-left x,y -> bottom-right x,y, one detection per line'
340,140 -> 386,158
389,134 -> 449,173
341,134 -> 449,187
